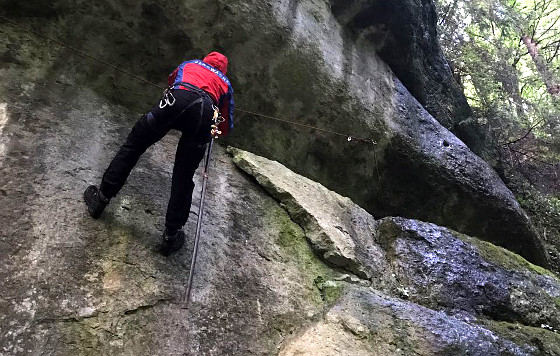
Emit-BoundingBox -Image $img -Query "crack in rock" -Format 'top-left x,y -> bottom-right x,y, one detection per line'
122,298 -> 171,315
228,146 -> 382,282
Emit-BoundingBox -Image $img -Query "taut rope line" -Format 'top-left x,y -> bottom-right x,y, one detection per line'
1,16 -> 376,145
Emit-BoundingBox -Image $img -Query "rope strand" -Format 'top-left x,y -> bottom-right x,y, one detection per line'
1,15 -> 376,145
235,108 -> 376,144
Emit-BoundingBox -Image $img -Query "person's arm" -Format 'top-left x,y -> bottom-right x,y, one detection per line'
217,87 -> 234,136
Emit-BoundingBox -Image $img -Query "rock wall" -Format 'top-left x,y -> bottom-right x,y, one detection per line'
0,75 -> 333,354
329,0 -> 486,154
0,0 -> 550,265
0,67 -> 558,353
2,1 -> 560,354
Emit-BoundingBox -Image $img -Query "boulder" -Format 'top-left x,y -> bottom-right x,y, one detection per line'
279,287 -> 544,356
232,148 -> 560,331
231,148 -> 560,355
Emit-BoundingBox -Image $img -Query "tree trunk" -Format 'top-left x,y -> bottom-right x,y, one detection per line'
522,35 -> 560,96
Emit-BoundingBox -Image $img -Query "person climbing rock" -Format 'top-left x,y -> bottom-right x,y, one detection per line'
84,51 -> 234,255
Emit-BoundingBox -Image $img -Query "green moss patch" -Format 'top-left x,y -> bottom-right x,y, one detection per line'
313,277 -> 343,305
458,233 -> 557,278
481,320 -> 560,355
265,206 -> 339,306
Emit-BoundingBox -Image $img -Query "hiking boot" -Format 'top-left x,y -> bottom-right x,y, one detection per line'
161,229 -> 186,256
84,185 -> 109,219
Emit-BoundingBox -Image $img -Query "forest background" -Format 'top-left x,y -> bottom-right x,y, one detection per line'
435,0 -> 560,261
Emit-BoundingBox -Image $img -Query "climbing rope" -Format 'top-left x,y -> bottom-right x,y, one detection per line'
233,108 -> 376,144
0,15 -> 376,145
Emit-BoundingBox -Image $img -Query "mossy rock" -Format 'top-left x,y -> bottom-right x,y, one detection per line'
459,233 -> 557,278
481,320 -> 560,356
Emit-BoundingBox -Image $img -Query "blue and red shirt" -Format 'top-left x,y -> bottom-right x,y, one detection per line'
168,52 -> 234,135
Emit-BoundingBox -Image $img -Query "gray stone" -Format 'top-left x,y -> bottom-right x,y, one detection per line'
0,0 -> 549,267
1,1 -> 559,354
279,287 -> 538,356
375,217 -> 560,330
231,147 -> 560,333
230,147 -> 560,354
0,78 -> 334,354
329,0 -> 485,154
229,146 -> 385,281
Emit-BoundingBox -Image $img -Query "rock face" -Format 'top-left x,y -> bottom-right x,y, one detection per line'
2,1 -> 560,354
328,0 -> 485,153
231,149 -> 560,333
0,76 -> 333,354
1,72 -> 559,354
0,0 -> 550,266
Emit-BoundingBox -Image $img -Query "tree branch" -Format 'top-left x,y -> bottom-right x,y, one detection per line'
503,118 -> 547,146
535,15 -> 560,41
547,41 -> 560,63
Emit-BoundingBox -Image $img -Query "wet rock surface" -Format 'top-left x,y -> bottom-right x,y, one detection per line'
375,218 -> 560,330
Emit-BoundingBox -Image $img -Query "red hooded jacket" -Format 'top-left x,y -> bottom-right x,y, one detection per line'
168,52 -> 234,135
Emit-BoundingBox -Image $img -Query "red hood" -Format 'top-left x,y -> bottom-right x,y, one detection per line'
203,52 -> 228,75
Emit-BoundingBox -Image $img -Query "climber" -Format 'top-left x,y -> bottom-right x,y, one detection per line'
83,51 -> 234,255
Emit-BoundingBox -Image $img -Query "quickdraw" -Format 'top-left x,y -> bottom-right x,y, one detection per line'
210,104 -> 225,138
159,87 -> 176,108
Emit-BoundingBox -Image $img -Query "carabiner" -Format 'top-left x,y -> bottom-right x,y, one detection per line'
211,105 -> 224,124
167,91 -> 176,106
159,90 -> 176,109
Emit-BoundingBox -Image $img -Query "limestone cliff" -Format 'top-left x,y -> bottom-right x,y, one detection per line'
329,0 -> 485,154
1,0 -> 559,355
0,0 -> 551,266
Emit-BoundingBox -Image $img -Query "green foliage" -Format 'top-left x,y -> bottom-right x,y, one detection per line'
435,0 -> 560,270
435,0 -> 560,169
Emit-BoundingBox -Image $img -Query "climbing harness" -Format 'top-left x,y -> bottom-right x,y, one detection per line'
159,81 -> 216,109
155,81 -> 221,143
182,107 -> 223,308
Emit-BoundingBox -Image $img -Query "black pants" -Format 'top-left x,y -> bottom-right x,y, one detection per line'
100,89 -> 214,232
